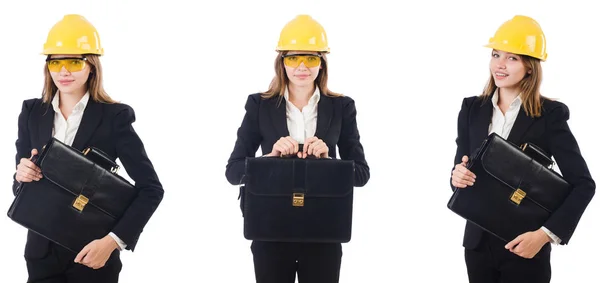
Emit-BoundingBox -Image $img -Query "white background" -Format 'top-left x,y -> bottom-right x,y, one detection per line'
0,0 -> 598,282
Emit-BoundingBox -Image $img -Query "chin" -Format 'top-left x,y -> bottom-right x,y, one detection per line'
291,80 -> 314,87
494,81 -> 518,89
56,87 -> 72,93
57,86 -> 83,94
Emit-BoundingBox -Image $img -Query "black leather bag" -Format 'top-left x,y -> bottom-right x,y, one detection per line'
447,133 -> 572,242
7,138 -> 138,253
241,152 -> 355,243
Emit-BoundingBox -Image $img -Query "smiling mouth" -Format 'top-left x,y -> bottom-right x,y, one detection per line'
495,73 -> 508,77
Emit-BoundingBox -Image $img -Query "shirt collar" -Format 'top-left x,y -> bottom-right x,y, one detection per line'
491,88 -> 522,109
51,91 -> 91,114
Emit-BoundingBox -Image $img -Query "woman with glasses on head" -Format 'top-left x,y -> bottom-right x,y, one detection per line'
450,15 -> 595,283
12,14 -> 164,283
225,14 -> 370,283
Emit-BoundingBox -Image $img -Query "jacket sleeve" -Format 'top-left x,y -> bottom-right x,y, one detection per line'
110,105 -> 164,251
542,103 -> 595,245
337,97 -> 370,187
450,97 -> 472,191
225,95 -> 263,185
13,100 -> 34,196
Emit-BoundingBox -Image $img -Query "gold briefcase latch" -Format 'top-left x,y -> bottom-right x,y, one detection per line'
510,188 -> 526,205
73,194 -> 89,212
111,166 -> 119,174
292,193 -> 305,207
519,143 -> 528,151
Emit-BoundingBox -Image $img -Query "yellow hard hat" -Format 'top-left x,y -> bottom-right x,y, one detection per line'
276,15 -> 329,53
42,14 -> 104,55
484,15 -> 547,61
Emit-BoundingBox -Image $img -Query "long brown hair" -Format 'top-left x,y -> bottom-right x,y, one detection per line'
261,51 -> 343,101
480,54 -> 544,117
41,54 -> 116,104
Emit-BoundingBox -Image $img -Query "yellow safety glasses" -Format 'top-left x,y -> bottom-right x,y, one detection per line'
282,54 -> 322,68
46,57 -> 88,73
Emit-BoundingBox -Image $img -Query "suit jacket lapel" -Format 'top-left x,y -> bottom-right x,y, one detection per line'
268,96 -> 289,138
314,95 -> 332,139
71,99 -> 103,150
268,93 -> 333,140
506,107 -> 536,145
473,96 -> 493,147
37,103 -> 55,148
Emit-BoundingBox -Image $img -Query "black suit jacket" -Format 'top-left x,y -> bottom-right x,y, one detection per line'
226,93 -> 370,188
452,95 -> 595,249
12,98 -> 164,257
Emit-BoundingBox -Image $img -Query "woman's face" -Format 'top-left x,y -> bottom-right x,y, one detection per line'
489,49 -> 528,90
47,54 -> 91,96
283,51 -> 321,88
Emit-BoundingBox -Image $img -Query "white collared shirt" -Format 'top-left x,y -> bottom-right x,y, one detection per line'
51,92 -> 90,146
488,89 -> 522,138
488,89 -> 561,245
50,92 -> 127,250
283,87 -> 320,144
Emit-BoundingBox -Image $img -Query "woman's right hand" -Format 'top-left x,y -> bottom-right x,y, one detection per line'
452,155 -> 476,188
15,149 -> 42,183
267,136 -> 301,158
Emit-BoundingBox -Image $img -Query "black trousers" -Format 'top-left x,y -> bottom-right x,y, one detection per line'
465,232 -> 551,283
25,241 -> 122,283
251,241 -> 343,283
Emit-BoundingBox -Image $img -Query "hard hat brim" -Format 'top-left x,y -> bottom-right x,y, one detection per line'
484,42 -> 546,61
42,47 -> 104,56
276,45 -> 330,53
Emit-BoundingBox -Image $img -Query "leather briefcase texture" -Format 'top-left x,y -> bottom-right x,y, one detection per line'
447,132 -> 572,242
241,154 -> 355,243
7,137 -> 138,253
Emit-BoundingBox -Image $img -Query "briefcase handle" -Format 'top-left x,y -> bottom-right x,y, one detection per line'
278,144 -> 319,159
36,139 -> 120,174
82,147 -> 120,174
519,142 -> 554,169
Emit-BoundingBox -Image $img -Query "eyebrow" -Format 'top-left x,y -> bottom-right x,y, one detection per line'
491,50 -> 519,57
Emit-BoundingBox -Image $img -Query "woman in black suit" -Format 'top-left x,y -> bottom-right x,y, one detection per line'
12,14 -> 163,283
225,15 -> 370,283
451,15 -> 595,283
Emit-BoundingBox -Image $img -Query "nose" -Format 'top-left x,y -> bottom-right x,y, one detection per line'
296,61 -> 309,70
496,57 -> 507,69
59,65 -> 71,75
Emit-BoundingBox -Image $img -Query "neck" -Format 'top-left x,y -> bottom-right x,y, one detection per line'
288,84 -> 315,103
498,87 -> 520,105
59,90 -> 86,109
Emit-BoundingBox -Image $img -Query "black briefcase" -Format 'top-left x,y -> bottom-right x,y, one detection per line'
7,138 -> 138,253
447,133 -> 572,242
241,154 -> 355,243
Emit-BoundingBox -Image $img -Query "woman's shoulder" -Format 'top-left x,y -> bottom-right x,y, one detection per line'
21,98 -> 44,108
18,98 -> 48,115
325,93 -> 355,106
102,101 -> 134,113
541,96 -> 568,111
464,94 -> 487,105
456,94 -> 490,111
245,92 -> 282,107
540,96 -> 569,119
101,102 -> 137,123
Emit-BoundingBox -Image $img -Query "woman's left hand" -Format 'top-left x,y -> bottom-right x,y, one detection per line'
74,235 -> 119,269
302,137 -> 329,159
505,229 -> 551,259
